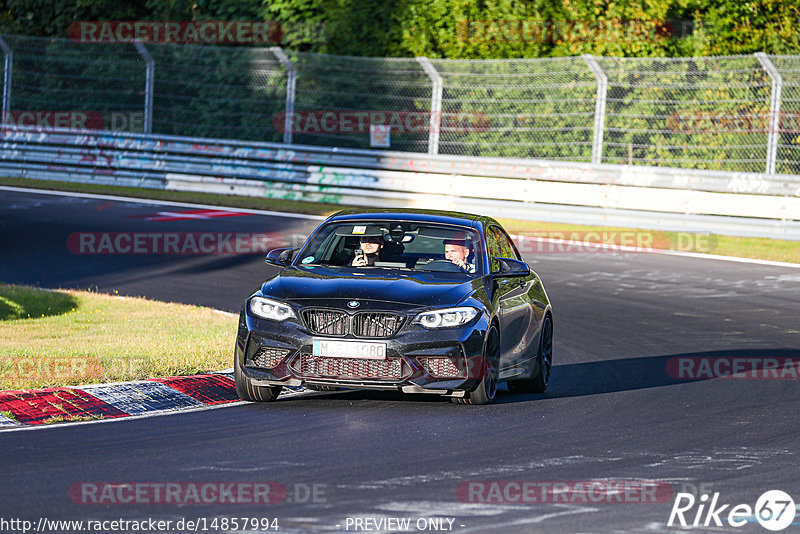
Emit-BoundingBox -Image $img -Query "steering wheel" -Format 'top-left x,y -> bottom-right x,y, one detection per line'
417,259 -> 466,273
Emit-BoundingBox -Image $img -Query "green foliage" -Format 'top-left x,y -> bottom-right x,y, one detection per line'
2,0 -> 799,58
1,0 -> 150,36
695,0 -> 800,55
410,0 -> 800,58
1,0 -> 798,172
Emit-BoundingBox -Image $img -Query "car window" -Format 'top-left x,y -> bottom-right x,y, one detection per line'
296,221 -> 484,276
486,227 -> 503,272
486,225 -> 521,271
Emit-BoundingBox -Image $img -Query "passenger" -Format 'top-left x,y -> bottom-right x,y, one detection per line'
351,234 -> 383,266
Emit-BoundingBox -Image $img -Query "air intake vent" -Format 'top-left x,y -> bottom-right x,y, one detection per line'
252,347 -> 291,368
290,354 -> 408,380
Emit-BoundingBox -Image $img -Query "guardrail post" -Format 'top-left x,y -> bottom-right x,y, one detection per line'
0,36 -> 12,125
133,41 -> 154,134
416,57 -> 443,155
755,52 -> 782,175
582,54 -> 608,165
270,47 -> 296,145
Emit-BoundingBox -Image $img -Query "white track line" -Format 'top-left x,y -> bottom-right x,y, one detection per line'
0,185 -> 328,221
2,185 -> 798,269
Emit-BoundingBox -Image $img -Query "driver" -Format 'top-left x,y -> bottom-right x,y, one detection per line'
444,238 -> 475,273
351,233 -> 383,266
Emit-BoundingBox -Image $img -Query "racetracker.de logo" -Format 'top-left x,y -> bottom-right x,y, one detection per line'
69,482 -> 287,505
0,356 -> 104,384
666,111 -> 800,135
666,356 -> 800,380
455,19 -> 695,43
511,231 -> 717,254
272,111 -> 491,135
2,111 -> 145,132
1,110 -> 104,130
68,21 -> 283,44
67,232 -> 304,255
457,480 -> 674,504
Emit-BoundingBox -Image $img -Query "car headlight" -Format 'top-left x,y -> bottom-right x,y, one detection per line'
249,296 -> 295,321
413,307 -> 479,329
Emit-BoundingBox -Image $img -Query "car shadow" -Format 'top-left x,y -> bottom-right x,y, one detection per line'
281,388 -> 452,404
497,348 -> 800,404
273,348 -> 800,405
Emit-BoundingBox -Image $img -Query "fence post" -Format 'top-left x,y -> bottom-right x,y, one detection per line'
755,52 -> 782,175
582,54 -> 607,165
416,57 -> 442,155
133,41 -> 154,134
0,36 -> 12,125
270,47 -> 296,145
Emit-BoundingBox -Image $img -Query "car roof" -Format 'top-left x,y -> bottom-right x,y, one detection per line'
326,208 -> 498,230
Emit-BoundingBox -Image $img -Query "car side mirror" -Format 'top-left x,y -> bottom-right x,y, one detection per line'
265,247 -> 297,266
494,257 -> 530,277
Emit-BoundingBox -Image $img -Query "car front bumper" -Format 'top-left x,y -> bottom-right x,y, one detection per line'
235,307 -> 490,396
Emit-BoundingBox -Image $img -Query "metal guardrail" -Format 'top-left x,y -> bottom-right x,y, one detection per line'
1,125 -> 799,240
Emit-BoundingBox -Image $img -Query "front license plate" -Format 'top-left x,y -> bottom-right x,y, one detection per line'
312,339 -> 386,360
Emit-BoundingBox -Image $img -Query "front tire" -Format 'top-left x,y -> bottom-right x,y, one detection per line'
508,315 -> 552,394
234,353 -> 282,402
453,324 -> 499,405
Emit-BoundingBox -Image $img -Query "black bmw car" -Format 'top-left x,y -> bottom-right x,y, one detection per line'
234,209 -> 552,405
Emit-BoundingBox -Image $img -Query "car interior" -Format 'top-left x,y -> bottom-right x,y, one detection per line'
306,223 -> 478,273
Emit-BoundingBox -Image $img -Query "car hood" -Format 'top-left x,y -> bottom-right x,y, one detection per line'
260,265 -> 479,308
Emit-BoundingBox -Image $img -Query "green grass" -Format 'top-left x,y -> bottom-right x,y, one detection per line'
0,284 -> 79,320
0,283 -> 237,390
1,176 -> 798,264
498,219 -> 800,264
0,410 -> 18,422
39,413 -> 100,425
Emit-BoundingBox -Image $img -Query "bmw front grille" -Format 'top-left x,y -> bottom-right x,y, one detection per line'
352,312 -> 404,338
302,309 -> 349,336
302,309 -> 404,338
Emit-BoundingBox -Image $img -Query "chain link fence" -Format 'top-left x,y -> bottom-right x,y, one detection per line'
431,56 -> 598,160
286,51 -> 432,152
2,34 -> 145,129
149,43 -> 287,142
1,33 -> 798,175
771,55 -> 800,175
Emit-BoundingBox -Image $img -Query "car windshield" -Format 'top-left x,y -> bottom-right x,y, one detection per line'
295,221 -> 484,276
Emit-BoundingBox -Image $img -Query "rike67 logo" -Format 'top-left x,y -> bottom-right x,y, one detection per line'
668,490 -> 797,531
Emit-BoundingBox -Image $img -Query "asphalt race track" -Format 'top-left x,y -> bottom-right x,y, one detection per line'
1,187 -> 799,533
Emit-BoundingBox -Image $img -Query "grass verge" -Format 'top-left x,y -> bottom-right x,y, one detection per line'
0,283 -> 237,390
1,176 -> 798,264
498,219 -> 800,264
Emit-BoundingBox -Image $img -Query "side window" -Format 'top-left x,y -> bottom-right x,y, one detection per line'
499,228 -> 521,261
486,227 -> 503,272
486,226 -> 520,271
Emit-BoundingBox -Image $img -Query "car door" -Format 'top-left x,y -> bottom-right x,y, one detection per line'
486,225 -> 537,374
